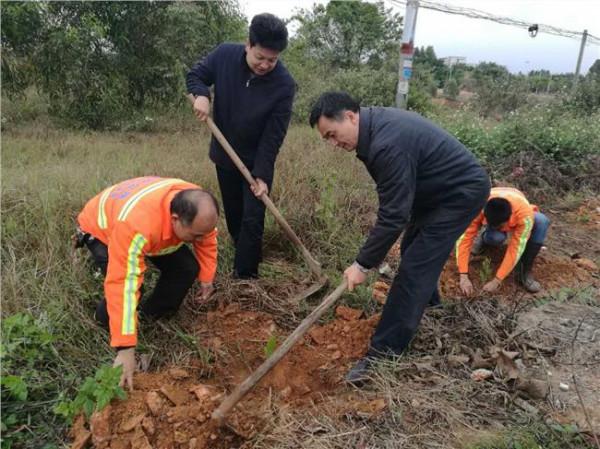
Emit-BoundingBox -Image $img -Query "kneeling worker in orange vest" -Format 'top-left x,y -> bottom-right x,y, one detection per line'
76,177 -> 219,389
456,187 -> 550,295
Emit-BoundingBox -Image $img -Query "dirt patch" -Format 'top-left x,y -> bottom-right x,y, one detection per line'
516,302 -> 600,432
439,246 -> 597,299
75,303 -> 380,448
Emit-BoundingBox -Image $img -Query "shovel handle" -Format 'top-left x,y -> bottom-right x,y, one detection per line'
188,95 -> 322,277
211,279 -> 348,424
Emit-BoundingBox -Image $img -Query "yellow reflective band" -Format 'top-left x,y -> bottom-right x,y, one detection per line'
515,217 -> 533,263
121,233 -> 147,336
97,186 -> 114,229
117,178 -> 182,222
455,232 -> 466,266
148,243 -> 184,256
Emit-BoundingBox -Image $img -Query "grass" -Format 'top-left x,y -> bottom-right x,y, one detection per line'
1,120 -> 374,447
2,113 -> 598,448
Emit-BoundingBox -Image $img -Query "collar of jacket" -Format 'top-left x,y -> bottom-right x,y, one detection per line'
240,48 -> 280,81
356,107 -> 373,162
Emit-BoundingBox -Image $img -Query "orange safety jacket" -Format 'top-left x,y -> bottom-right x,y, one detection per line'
455,187 -> 538,281
77,176 -> 218,347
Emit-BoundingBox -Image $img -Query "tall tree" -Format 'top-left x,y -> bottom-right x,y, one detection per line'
292,1 -> 402,69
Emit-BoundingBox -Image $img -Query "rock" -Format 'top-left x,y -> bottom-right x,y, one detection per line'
516,378 -> 548,399
130,426 -> 152,449
335,306 -> 363,321
559,382 -> 570,391
145,391 -> 164,416
160,385 -> 190,406
70,429 -> 91,449
189,438 -> 198,449
326,344 -> 339,350
90,405 -> 112,448
470,369 -> 494,381
574,258 -> 598,271
308,327 -> 328,345
119,413 -> 146,433
168,368 -> 190,379
190,384 -> 214,402
331,350 -> 342,360
141,416 -> 155,436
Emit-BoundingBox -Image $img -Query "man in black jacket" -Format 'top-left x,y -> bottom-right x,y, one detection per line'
187,13 -> 295,278
309,92 -> 490,384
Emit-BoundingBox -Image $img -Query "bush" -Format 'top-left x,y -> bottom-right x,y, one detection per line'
444,78 -> 459,100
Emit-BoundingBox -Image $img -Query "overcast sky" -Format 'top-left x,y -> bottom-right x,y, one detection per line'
241,0 -> 600,74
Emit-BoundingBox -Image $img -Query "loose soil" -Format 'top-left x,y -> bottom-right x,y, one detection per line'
72,202 -> 599,449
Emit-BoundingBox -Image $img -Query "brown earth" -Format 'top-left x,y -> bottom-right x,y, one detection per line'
72,201 -> 599,449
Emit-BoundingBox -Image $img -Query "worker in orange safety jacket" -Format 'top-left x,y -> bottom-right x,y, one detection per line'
455,187 -> 550,295
75,176 -> 219,389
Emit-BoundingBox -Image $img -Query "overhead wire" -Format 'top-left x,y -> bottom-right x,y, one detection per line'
388,0 -> 600,46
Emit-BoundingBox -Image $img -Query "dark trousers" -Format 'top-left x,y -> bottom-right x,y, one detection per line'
216,166 -> 271,278
85,238 -> 198,328
370,182 -> 490,356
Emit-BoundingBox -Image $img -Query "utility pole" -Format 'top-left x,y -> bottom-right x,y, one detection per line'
572,29 -> 588,93
396,0 -> 419,109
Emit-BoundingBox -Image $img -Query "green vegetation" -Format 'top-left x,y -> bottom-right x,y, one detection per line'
54,366 -> 126,422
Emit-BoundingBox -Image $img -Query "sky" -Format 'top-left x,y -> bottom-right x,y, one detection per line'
240,0 -> 600,74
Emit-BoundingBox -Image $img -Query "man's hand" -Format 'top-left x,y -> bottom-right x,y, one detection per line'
250,178 -> 269,198
483,277 -> 502,293
459,274 -> 474,296
344,263 -> 368,291
113,347 -> 135,391
192,96 -> 210,122
199,282 -> 215,301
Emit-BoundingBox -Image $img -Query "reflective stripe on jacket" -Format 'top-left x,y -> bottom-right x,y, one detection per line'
456,187 -> 537,280
78,176 -> 218,347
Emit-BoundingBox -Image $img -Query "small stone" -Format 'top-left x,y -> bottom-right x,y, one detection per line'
189,438 -> 198,449
168,368 -> 190,379
190,384 -> 214,402
119,413 -> 146,433
331,350 -> 342,360
559,382 -> 570,391
470,368 -> 494,381
145,391 -> 164,416
141,416 -> 155,436
326,344 -> 339,350
210,433 -> 218,440
160,385 -> 190,406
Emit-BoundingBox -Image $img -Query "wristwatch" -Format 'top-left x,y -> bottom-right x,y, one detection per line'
353,261 -> 371,273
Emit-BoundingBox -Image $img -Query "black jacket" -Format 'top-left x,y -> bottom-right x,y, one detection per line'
355,107 -> 490,269
186,43 -> 296,183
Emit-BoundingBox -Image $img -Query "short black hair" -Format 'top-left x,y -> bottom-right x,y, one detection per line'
170,189 -> 219,226
249,13 -> 288,52
484,197 -> 512,227
309,91 -> 360,128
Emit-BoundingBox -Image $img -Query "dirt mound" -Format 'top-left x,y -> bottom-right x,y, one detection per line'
439,247 -> 596,299
74,305 -> 379,448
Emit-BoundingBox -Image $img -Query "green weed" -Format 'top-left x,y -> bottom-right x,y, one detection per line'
54,365 -> 126,422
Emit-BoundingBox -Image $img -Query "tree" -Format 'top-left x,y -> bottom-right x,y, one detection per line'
292,1 -> 402,70
1,1 -> 247,129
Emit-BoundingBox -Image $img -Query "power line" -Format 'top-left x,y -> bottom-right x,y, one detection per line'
388,0 -> 600,46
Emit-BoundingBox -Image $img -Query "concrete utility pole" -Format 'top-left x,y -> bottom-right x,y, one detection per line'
396,0 -> 419,109
572,29 -> 588,93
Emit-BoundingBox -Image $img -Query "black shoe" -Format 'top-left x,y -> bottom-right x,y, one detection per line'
345,357 -> 374,386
